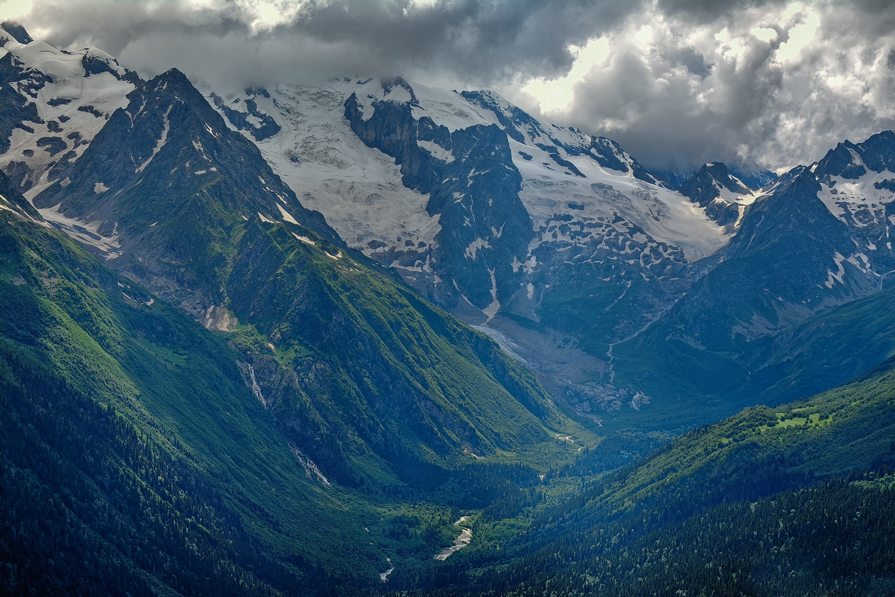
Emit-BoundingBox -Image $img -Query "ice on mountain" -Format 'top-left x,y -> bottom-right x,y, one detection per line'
0,26 -> 135,189
824,252 -> 848,288
464,238 -> 491,260
292,232 -> 316,245
481,268 -> 500,323
276,203 -> 299,225
136,105 -> 172,173
417,139 -> 454,163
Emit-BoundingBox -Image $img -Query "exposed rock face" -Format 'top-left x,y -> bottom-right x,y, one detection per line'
0,168 -> 40,218
678,162 -> 753,227
10,21 -> 895,432
334,78 -> 727,368
210,89 -> 281,141
344,84 -> 533,311
613,131 -> 895,421
15,62 -> 561,489
33,68 -> 339,310
0,24 -> 139,188
204,76 -> 730,420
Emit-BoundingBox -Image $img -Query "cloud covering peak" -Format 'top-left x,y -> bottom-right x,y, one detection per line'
7,0 -> 895,175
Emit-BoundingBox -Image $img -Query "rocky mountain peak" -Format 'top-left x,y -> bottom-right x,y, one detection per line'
31,65 -> 338,277
815,130 -> 895,181
678,161 -> 752,226
0,21 -> 32,45
0,168 -> 40,219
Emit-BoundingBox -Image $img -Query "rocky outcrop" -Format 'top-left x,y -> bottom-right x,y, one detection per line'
678,162 -> 750,227
345,85 -> 533,310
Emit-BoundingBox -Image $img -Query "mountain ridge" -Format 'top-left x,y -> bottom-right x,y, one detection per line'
5,21 -> 895,433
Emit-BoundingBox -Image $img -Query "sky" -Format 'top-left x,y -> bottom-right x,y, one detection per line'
4,0 -> 895,176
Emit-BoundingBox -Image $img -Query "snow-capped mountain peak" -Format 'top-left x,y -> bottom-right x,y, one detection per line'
0,23 -> 139,194
678,161 -> 762,227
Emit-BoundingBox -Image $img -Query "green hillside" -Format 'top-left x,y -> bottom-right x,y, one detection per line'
0,210 -> 589,592
609,280 -> 895,430
386,356 -> 895,595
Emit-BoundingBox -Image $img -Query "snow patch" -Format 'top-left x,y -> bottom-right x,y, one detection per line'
417,139 -> 454,163
481,268 -> 500,322
292,232 -> 316,245
136,105 -> 172,173
276,203 -> 299,225
818,170 -> 895,225
39,202 -> 121,258
824,252 -> 847,288
464,237 -> 491,260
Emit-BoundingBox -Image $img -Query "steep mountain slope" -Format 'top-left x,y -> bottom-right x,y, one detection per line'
611,131 -> 895,426
205,78 -> 730,421
33,67 -> 338,307
7,22 -> 895,435
2,22 -> 894,595
218,78 -> 726,320
212,80 -> 895,429
0,167 -> 39,218
0,208 -> 361,592
0,170 -> 587,592
0,22 -> 138,191
397,357 -> 895,595
21,64 -> 571,490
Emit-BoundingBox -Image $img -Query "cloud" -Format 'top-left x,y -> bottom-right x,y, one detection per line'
16,0 -> 640,91
12,0 -> 895,175
510,2 -> 895,174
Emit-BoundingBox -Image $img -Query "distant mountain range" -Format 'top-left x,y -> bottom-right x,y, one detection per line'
4,16 -> 895,440
194,72 -> 895,429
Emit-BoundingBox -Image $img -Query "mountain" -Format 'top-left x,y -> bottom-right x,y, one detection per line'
7,22 -> 895,433
23,62 -> 574,487
203,77 -> 731,422
0,21 -> 139,191
677,161 -> 756,227
0,29 -> 594,590
0,205 -> 352,593
2,22 -> 895,595
33,67 -> 338,305
610,131 -> 895,427
0,167 -> 39,218
203,77 -> 895,429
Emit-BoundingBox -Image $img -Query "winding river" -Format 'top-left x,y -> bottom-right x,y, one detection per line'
434,516 -> 472,561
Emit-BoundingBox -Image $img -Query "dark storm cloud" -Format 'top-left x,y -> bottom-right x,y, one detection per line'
12,0 -> 895,174
281,0 -> 641,81
509,1 -> 895,174
17,0 -> 643,91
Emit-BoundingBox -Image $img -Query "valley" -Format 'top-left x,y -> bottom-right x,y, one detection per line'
2,18 -> 895,595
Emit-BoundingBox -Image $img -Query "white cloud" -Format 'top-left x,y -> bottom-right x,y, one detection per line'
522,37 -> 610,113
774,7 -> 819,63
0,0 -> 32,20
508,1 -> 895,175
